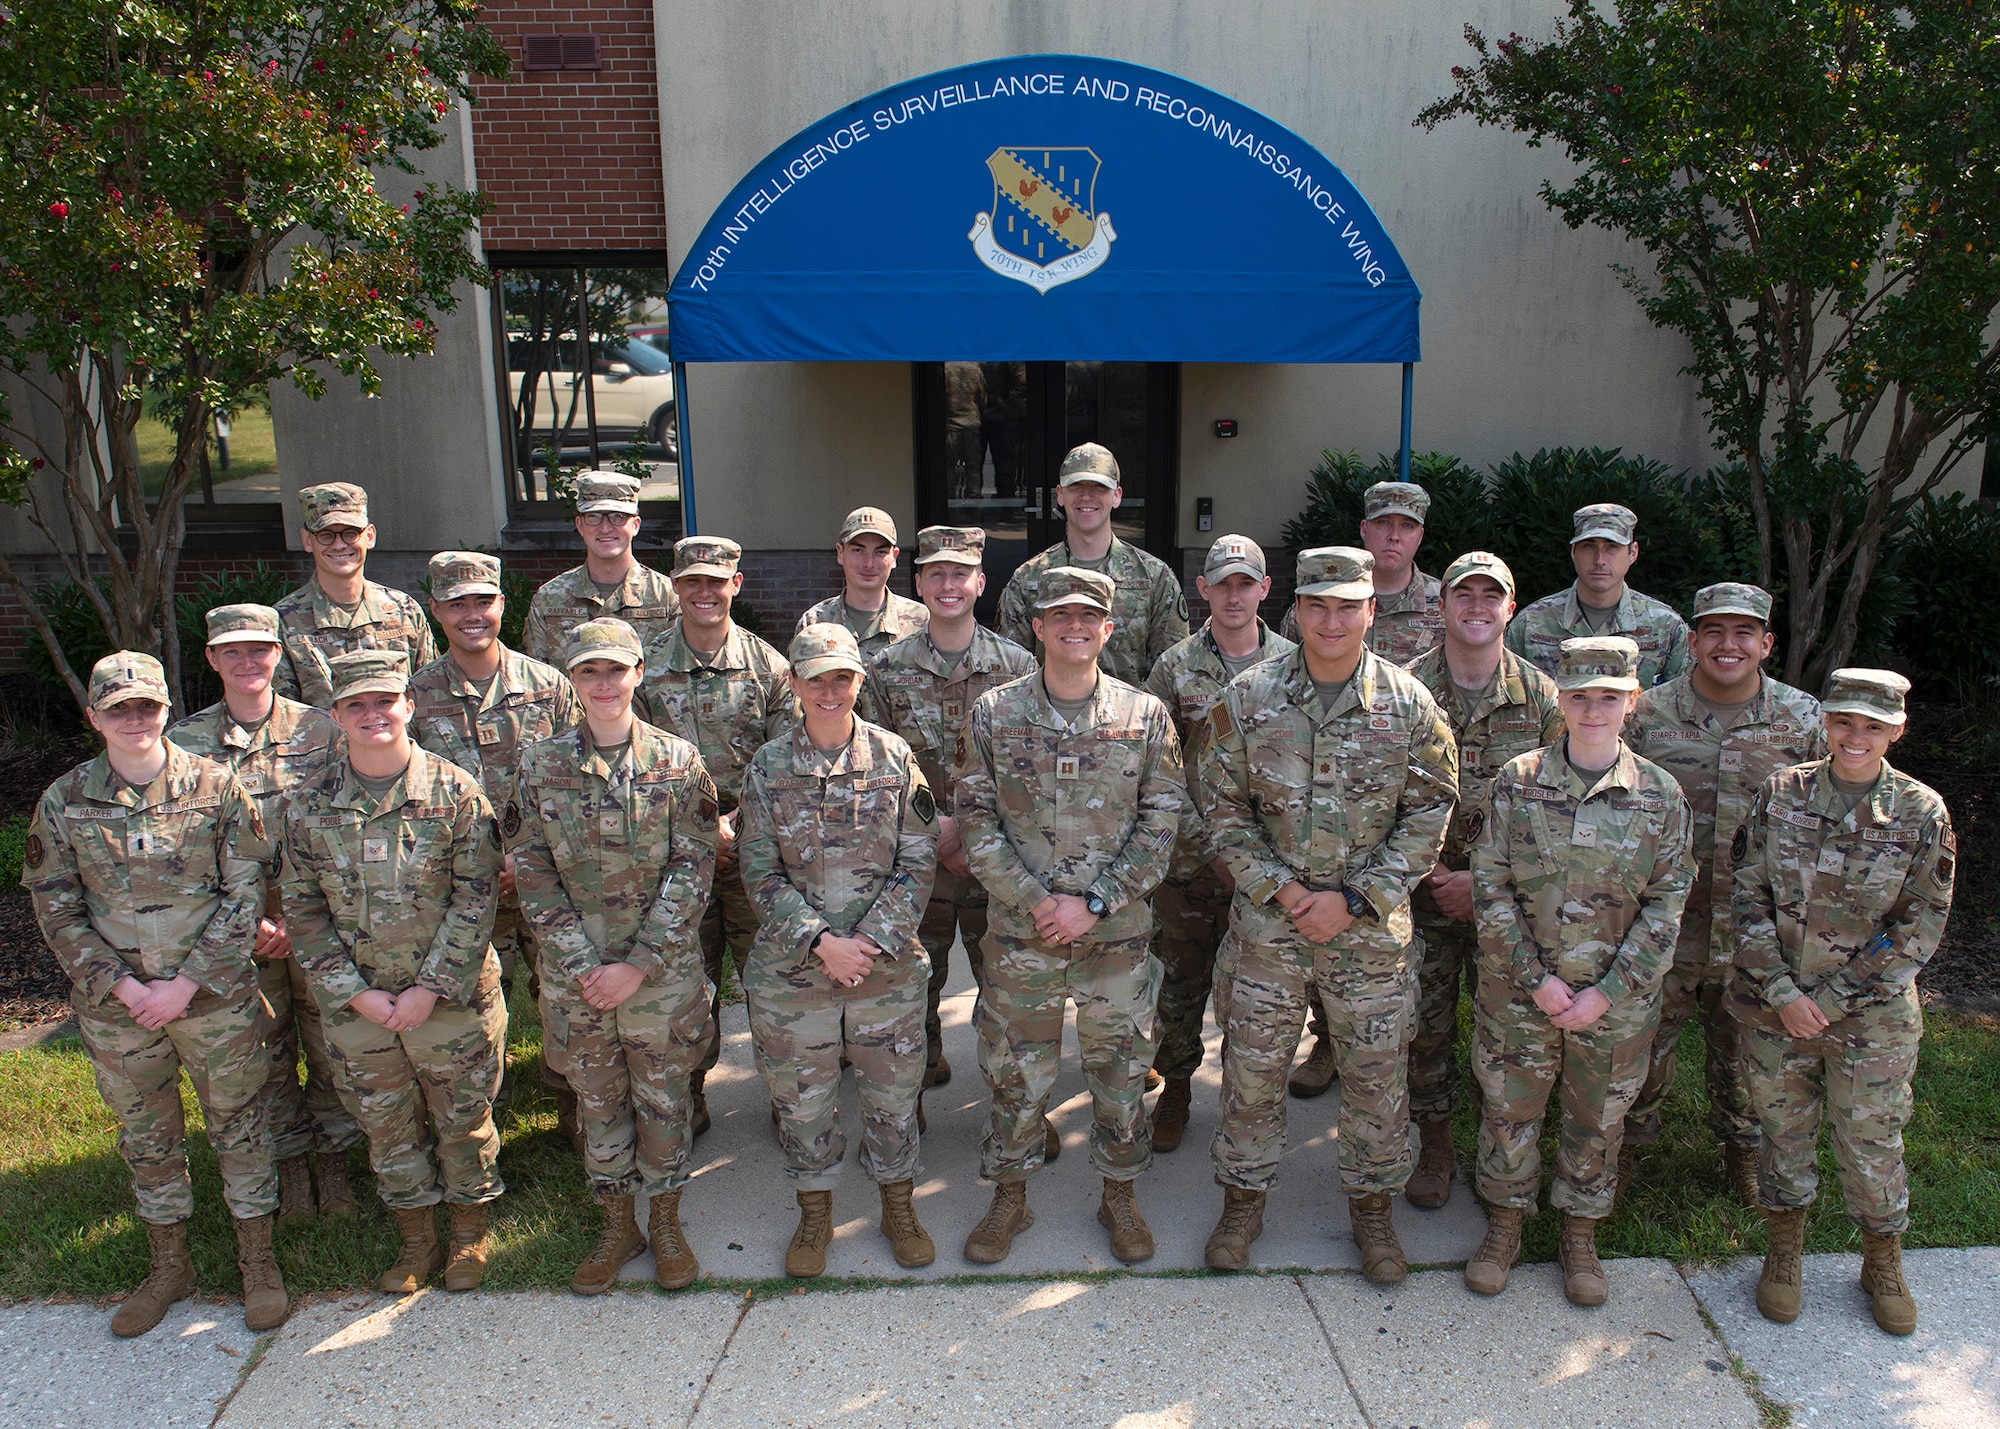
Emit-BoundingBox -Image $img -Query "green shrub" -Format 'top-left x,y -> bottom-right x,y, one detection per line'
1891,494 -> 2000,698
0,815 -> 28,887
174,564 -> 296,712
1281,449 -> 1490,566
16,578 -> 117,690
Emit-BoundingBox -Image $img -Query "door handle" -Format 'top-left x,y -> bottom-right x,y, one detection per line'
1026,486 -> 1043,517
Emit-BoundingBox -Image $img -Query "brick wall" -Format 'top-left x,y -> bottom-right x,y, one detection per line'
471,0 -> 666,250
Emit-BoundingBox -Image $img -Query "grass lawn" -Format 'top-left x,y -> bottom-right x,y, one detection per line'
1,1000 -> 1994,1301
135,402 -> 278,498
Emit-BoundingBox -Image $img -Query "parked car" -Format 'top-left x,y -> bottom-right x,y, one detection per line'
507,332 -> 677,460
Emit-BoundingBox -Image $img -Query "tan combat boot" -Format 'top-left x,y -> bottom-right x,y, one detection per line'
1043,1116 -> 1062,1162
110,1220 -> 196,1338
379,1205 -> 444,1295
690,1070 -> 712,1140
1097,1177 -> 1155,1263
234,1213 -> 291,1331
275,1155 -> 316,1228
571,1193 -> 646,1295
649,1190 -> 701,1289
1464,1206 -> 1526,1296
1349,1193 -> 1408,1285
923,1055 -> 953,1089
1725,1144 -> 1762,1209
1288,1037 -> 1337,1098
1860,1229 -> 1918,1336
963,1182 -> 1032,1264
1756,1206 -> 1807,1323
1152,1076 -> 1193,1153
878,1179 -> 936,1268
1406,1121 -> 1456,1210
1559,1213 -> 1608,1306
1204,1187 -> 1267,1270
444,1203 -> 489,1292
315,1151 -> 359,1218
786,1190 -> 834,1277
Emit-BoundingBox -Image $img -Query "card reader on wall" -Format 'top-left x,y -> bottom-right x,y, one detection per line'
1196,497 -> 1213,532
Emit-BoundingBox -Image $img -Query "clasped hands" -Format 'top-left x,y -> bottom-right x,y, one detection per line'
350,985 -> 441,1033
114,974 -> 200,1030
1532,975 -> 1611,1031
1274,882 -> 1354,943
813,932 -> 883,986
1032,893 -> 1098,947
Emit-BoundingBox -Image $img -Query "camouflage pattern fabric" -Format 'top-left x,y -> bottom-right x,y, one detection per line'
1621,672 -> 1824,1151
1470,740 -> 1693,1216
510,720 -> 719,1195
169,696 -> 356,1158
25,744 -> 274,1221
994,537 -> 1189,685
272,578 -> 439,709
1504,584 -> 1690,689
520,562 -> 680,667
977,930 -> 1161,1181
1278,571 -> 1443,663
793,590 -> 930,659
1402,646 -> 1564,1124
738,720 -> 938,1187
1727,759 -> 1954,1235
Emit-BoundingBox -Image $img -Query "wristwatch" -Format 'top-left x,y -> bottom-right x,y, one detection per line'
1341,888 -> 1370,920
1084,892 -> 1110,918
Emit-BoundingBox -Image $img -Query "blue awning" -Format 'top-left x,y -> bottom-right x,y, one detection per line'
666,55 -> 1420,364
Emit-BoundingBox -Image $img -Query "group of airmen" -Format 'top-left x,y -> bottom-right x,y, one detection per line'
26,442 -> 1954,1345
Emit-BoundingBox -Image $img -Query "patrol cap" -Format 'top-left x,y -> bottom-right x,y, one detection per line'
790,622 -> 867,679
1692,581 -> 1773,626
1362,481 -> 1431,524
837,506 -> 898,545
204,603 -> 283,646
1821,668 -> 1910,725
88,651 -> 170,710
327,649 -> 409,702
1034,566 -> 1115,614
1441,551 -> 1515,598
1556,636 -> 1641,692
1203,535 -> 1268,584
914,525 -> 985,566
672,535 -> 742,579
299,481 -> 370,532
1295,546 -> 1375,600
429,550 -> 502,602
1571,503 -> 1638,545
565,617 -> 644,670
574,470 -> 642,515
1057,441 -> 1120,488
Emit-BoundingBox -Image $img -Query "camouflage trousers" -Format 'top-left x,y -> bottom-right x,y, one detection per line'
1210,931 -> 1415,1195
745,941 -> 930,1190
1623,954 -> 1757,1150
541,956 -> 715,1197
1410,897 -> 1478,1125
75,984 -> 277,1225
916,866 -> 990,1073
698,856 -> 761,1074
1150,865 -> 1227,1080
1740,996 -> 1921,1235
1472,968 -> 1658,1218
976,930 -> 1161,1183
321,961 -> 508,1209
257,954 -> 362,1161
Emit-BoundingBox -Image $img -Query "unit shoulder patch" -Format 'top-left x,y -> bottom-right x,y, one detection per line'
23,833 -> 43,870
911,785 -> 936,823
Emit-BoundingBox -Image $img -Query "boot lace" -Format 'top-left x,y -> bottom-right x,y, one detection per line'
975,1186 -> 1022,1237
1214,1193 -> 1259,1240
796,1197 -> 833,1246
1102,1184 -> 1142,1234
882,1191 -> 922,1243
1561,1221 -> 1601,1272
651,1204 -> 690,1262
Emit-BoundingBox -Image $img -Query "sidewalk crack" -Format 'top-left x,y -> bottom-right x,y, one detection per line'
682,1292 -> 756,1428
1294,1273 -> 1376,1429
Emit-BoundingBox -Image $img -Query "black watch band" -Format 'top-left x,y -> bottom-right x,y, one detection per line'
1084,892 -> 1109,918
810,929 -> 829,952
1342,888 -> 1369,920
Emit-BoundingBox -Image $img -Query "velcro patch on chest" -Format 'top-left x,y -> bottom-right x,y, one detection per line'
64,806 -> 125,820
413,805 -> 455,820
993,726 -> 1035,739
1056,754 -> 1081,779
1519,786 -> 1568,804
156,797 -> 222,815
1862,828 -> 1907,844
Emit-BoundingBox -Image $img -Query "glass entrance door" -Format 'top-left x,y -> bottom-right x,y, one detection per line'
915,362 -> 1178,622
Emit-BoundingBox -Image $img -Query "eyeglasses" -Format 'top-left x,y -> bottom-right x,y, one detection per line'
578,512 -> 636,528
310,527 -> 367,548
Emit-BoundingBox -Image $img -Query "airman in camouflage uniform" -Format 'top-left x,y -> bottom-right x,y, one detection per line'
859,525 -> 1036,1090
741,623 -> 941,1276
1620,583 -> 1825,1206
638,535 -> 799,1130
957,566 -> 1184,1265
793,506 -> 930,657
995,442 -> 1188,683
282,649 -> 507,1296
509,619 -> 718,1294
169,604 -> 355,1225
1731,669 -> 1953,1337
26,652 -> 288,1338
1506,503 -> 1690,688
1196,547 -> 1457,1283
1464,637 -> 1692,1308
273,482 -> 438,708
1143,535 -> 1295,1152
520,471 -> 681,664
1401,553 -> 1565,1209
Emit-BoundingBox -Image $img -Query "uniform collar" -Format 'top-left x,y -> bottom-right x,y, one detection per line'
1197,618 -> 1278,669
1807,759 -> 1897,828
1279,646 -> 1378,721
914,623 -> 1008,677
659,621 -> 753,674
439,647 -> 529,708
83,742 -> 198,810
1559,583 -> 1640,632
1375,566 -> 1434,614
332,744 -> 439,811
1023,671 -> 1113,733
576,719 -> 651,783
308,576 -> 399,629
1539,736 -> 1642,799
789,720 -> 874,776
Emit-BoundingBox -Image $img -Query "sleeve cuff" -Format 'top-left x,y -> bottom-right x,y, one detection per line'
1595,966 -> 1634,1006
1762,976 -> 1804,1010
415,969 -> 463,1003
81,960 -> 132,1008
1087,878 -> 1126,917
319,966 -> 372,1009
623,944 -> 667,983
1810,984 -> 1847,1023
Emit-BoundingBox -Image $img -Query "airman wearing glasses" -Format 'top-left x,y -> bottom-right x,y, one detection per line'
521,472 -> 681,665
273,483 -> 438,709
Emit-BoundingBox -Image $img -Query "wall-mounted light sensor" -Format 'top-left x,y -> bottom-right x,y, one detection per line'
1213,419 -> 1238,438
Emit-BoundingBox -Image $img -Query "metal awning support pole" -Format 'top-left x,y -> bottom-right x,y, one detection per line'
1398,361 -> 1414,484
671,359 -> 699,535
